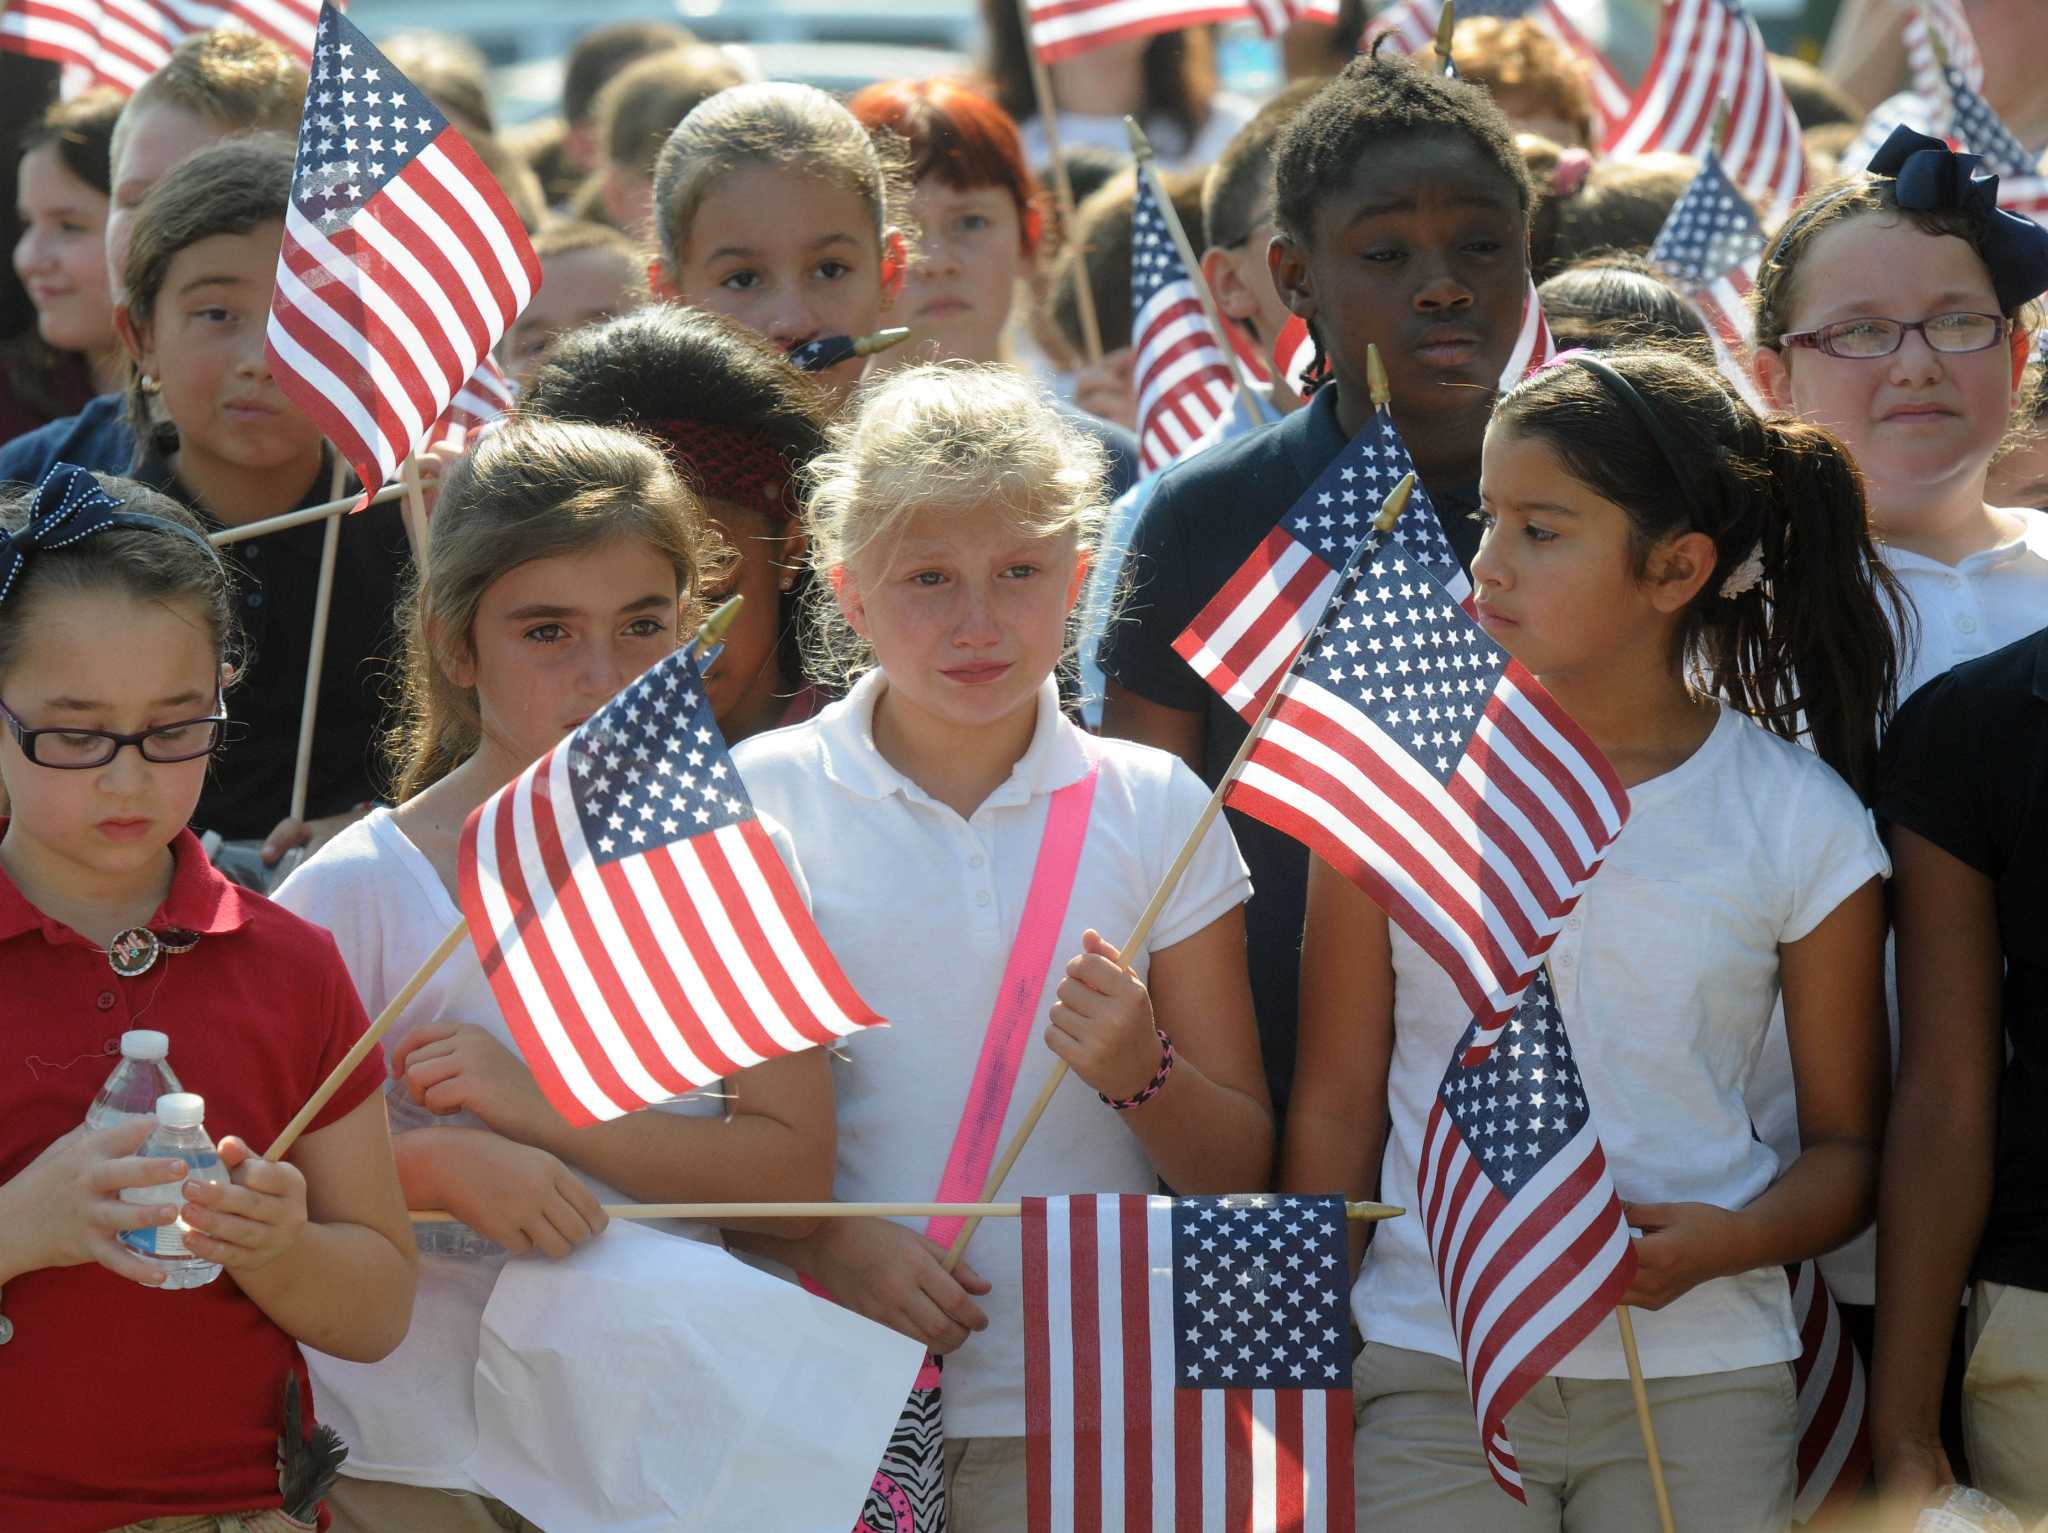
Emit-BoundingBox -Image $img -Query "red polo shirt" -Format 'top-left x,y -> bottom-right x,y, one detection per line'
0,829 -> 386,1533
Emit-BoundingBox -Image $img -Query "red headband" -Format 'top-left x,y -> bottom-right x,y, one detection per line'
645,418 -> 796,523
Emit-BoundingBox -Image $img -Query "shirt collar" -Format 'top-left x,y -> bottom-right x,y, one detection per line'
814,671 -> 1092,809
1886,508 -> 2048,574
0,827 -> 255,945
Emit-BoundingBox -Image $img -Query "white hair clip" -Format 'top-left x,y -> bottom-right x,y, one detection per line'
1719,541 -> 1765,599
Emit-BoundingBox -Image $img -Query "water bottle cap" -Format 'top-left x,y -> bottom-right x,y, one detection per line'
120,1029 -> 169,1060
155,1092 -> 204,1127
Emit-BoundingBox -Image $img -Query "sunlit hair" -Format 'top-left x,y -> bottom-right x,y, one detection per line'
802,362 -> 1105,687
386,416 -> 730,800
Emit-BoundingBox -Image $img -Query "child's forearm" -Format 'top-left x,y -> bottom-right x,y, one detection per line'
1118,1063 -> 1274,1194
231,1220 -> 416,1362
1730,1136 -> 1883,1272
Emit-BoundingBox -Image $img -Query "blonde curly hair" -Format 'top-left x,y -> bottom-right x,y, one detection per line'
802,362 -> 1108,688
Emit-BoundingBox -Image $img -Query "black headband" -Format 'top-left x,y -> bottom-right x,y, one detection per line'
0,463 -> 219,608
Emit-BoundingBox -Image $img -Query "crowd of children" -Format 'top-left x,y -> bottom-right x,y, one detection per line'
1,7 -> 2045,1532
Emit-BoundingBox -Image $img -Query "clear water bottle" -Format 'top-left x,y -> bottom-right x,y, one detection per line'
83,1030 -> 182,1131
384,1084 -> 506,1261
119,1093 -> 231,1289
1916,1487 -> 2024,1532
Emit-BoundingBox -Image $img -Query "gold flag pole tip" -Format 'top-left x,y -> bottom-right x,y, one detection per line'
851,326 -> 912,358
689,594 -> 744,658
1374,472 -> 1417,532
1366,343 -> 1392,412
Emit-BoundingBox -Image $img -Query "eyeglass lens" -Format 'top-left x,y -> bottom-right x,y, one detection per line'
29,719 -> 224,767
1820,313 -> 2003,358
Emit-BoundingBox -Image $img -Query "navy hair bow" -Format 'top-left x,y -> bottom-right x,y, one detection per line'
0,462 -> 213,608
1867,125 -> 2048,312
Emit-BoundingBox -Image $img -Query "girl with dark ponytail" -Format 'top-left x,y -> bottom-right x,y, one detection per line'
1281,347 -> 1899,1530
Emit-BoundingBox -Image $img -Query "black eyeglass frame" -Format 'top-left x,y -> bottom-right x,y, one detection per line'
1778,311 -> 2010,359
0,695 -> 243,769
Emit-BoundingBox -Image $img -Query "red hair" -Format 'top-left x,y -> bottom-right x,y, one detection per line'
848,78 -> 1043,257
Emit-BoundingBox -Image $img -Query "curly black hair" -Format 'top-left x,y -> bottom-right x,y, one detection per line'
1272,45 -> 1536,248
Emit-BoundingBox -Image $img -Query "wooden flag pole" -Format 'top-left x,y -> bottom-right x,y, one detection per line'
259,595 -> 749,1163
414,1197 -> 1408,1224
285,455 -> 348,825
942,472 -> 1418,1271
1125,117 -> 1268,427
1616,1305 -> 1679,1533
1016,0 -> 1103,365
207,482 -> 406,547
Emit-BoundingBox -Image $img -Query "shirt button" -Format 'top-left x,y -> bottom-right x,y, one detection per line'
95,991 -> 116,1011
1557,953 -> 1575,968
1958,615 -> 1978,634
1565,916 -> 1581,931
968,853 -> 985,869
246,592 -> 265,608
975,890 -> 991,907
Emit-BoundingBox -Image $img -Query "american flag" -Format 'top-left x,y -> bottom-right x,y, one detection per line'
1905,0 -> 1983,134
1023,1194 -> 1354,1533
1224,532 -> 1628,1055
1025,0 -> 1255,63
427,353 -> 517,454
1132,167 -> 1236,474
1789,1261 -> 1871,1524
1647,144 -> 1768,409
0,0 -> 326,93
1940,66 -> 2048,227
458,645 -> 885,1126
1418,969 -> 1637,1500
1500,278 -> 1558,389
1603,0 -> 1806,223
1247,0 -> 1340,34
266,4 -> 538,503
1272,314 -> 1316,399
1174,410 -> 1469,720
1365,0 -> 1631,131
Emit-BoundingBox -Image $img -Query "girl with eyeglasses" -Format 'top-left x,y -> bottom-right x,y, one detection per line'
0,464 -> 415,1533
1745,125 -> 2048,1503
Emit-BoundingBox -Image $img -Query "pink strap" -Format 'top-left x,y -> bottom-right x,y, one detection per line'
923,760 -> 1099,1254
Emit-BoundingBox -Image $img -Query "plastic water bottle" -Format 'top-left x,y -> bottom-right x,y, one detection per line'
83,1030 -> 182,1131
119,1093 -> 231,1289
1916,1487 -> 2024,1532
385,1085 -> 505,1261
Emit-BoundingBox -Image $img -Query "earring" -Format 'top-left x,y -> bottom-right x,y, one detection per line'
778,575 -> 795,593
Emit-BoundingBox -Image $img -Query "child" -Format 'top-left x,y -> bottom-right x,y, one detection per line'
273,415 -> 837,1532
728,364 -> 1273,1528
648,81 -> 909,411
111,138 -> 410,879
0,464 -> 414,1532
496,220 -> 648,385
1873,627 -> 2048,1519
1099,49 -> 1536,1111
0,28 -> 306,484
9,89 -> 125,435
1281,348 -> 1900,1530
520,305 -> 830,740
1748,124 -> 2048,1317
590,44 -> 744,239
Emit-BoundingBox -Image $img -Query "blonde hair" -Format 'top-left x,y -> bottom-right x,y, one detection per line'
650,81 -> 909,279
388,416 -> 731,800
802,362 -> 1107,687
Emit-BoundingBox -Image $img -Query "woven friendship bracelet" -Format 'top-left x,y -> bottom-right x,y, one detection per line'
1099,1027 -> 1175,1111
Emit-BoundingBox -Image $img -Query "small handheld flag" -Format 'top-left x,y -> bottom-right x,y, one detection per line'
1131,167 -> 1238,473
1418,969 -> 1637,1500
266,3 -> 539,503
0,0 -> 326,94
1648,144 -> 1769,408
459,645 -> 885,1125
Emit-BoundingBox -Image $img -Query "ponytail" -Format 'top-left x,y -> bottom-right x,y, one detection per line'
1494,349 -> 1910,800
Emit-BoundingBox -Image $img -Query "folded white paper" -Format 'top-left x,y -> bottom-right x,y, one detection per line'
466,1220 -> 926,1532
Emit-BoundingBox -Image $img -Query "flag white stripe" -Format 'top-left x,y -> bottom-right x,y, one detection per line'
1046,1196 -> 1076,1533
1095,1195 -> 1126,1527
1201,1387 -> 1226,1533
1148,1196 -> 1177,1531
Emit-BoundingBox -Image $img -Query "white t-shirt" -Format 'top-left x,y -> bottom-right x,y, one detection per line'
1356,707 -> 1889,1378
732,672 -> 1251,1437
1018,95 -> 1258,174
274,810 -> 723,1489
1748,506 -> 2048,1303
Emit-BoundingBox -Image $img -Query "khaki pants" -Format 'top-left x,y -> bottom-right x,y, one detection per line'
1964,1280 -> 2048,1522
1352,1342 -> 1796,1533
323,1477 -> 543,1533
944,1436 -> 1030,1533
103,1515 -> 314,1533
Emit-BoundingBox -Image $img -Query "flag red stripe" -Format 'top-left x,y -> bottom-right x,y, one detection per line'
1224,1390 -> 1253,1533
1120,1195 -> 1152,1533
1070,1196 -> 1103,1533
1325,1368 -> 1353,1520
1024,1197 -> 1054,1530
1275,1386 -> 1305,1533
1174,1388 -> 1202,1530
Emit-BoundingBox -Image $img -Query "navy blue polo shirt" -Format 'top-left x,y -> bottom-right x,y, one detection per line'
0,391 -> 135,484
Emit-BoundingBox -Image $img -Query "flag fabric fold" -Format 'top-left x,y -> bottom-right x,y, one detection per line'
265,2 -> 538,503
1132,168 -> 1238,474
1023,1193 -> 1355,1533
458,645 -> 886,1126
1221,529 -> 1627,1056
0,0 -> 326,93
1788,1259 -> 1872,1523
1173,409 -> 1470,720
1416,968 -> 1638,1500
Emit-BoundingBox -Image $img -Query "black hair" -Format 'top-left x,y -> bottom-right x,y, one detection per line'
1538,253 -> 1710,352
1494,348 -> 1908,800
0,474 -> 235,684
1272,46 -> 1537,250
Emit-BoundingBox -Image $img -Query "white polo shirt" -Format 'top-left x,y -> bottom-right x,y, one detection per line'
1748,505 -> 2048,1304
732,671 -> 1251,1437
1356,707 -> 1889,1379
